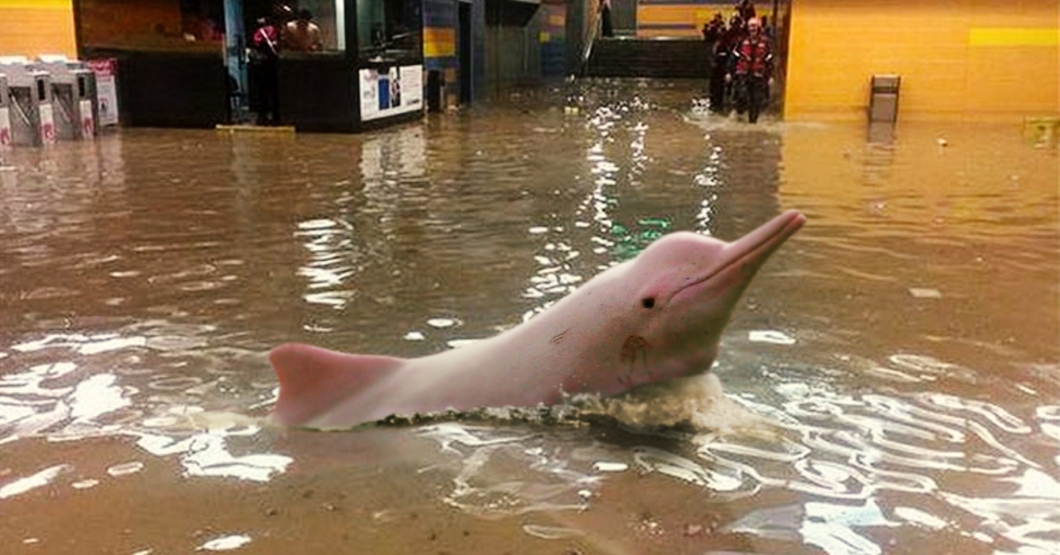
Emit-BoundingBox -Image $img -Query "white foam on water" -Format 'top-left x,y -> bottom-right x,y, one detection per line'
591,373 -> 775,432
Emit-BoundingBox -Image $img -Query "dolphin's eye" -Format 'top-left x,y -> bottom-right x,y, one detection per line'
641,297 -> 655,309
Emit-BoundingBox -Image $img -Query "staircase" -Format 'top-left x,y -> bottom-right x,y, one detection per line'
584,38 -> 712,78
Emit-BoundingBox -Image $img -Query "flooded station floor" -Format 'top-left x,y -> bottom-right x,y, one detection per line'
0,80 -> 1057,555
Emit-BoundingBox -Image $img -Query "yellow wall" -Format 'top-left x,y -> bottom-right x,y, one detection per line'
0,0 -> 77,58
784,0 -> 1060,121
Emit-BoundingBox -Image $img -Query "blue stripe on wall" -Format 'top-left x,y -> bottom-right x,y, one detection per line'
424,56 -> 458,71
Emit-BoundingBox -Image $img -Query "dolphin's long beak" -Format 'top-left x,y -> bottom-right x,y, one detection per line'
672,210 -> 805,302
723,209 -> 806,273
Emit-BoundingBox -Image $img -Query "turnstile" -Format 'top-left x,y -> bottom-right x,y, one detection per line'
36,58 -> 98,140
0,74 -> 11,148
0,60 -> 56,146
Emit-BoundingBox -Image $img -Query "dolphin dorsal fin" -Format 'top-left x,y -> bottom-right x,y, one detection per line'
269,343 -> 405,427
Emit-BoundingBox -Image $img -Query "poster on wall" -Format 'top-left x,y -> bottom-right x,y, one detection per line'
359,64 -> 423,122
86,59 -> 119,127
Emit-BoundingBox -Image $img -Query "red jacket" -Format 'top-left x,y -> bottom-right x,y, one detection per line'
732,34 -> 773,77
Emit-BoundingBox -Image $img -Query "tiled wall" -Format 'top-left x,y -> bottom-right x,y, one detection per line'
422,0 -> 485,102
785,0 -> 1060,120
423,0 -> 457,77
539,2 -> 566,77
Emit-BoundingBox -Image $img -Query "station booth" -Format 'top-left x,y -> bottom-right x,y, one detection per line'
74,0 -> 425,133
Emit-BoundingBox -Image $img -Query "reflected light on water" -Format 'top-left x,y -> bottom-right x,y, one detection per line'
296,217 -> 359,309
418,423 -> 595,518
0,464 -> 72,499
68,373 -> 130,423
136,429 -> 291,482
197,534 -> 252,551
0,324 -> 291,483
0,81 -> 1056,554
725,499 -> 898,555
11,333 -> 147,355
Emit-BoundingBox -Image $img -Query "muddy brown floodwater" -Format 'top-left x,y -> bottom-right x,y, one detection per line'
1,80 -> 1057,555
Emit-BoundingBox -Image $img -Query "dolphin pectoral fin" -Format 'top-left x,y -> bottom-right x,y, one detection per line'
269,343 -> 405,427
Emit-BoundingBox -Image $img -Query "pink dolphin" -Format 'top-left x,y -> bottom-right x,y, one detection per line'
270,210 -> 805,429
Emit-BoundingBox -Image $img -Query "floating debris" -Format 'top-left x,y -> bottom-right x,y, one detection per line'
107,461 -> 144,477
197,534 -> 252,551
592,461 -> 629,473
71,479 -> 100,490
426,318 -> 460,329
908,288 -> 942,299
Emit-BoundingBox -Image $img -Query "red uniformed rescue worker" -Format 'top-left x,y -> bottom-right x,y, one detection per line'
726,17 -> 773,124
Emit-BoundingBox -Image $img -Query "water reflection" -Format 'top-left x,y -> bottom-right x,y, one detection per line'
0,320 -> 285,482
297,218 -> 360,311
419,423 -> 593,518
136,426 -> 291,482
197,534 -> 253,551
397,348 -> 1059,552
0,80 -> 1057,554
0,464 -> 72,499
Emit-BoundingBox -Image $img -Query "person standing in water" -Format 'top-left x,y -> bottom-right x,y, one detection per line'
727,17 -> 773,124
284,9 -> 324,52
248,7 -> 287,125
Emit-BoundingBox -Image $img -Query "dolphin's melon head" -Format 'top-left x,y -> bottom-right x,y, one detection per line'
629,211 -> 805,368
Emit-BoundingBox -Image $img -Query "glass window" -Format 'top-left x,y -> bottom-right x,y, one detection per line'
271,1 -> 344,53
79,0 -> 226,53
356,0 -> 422,62
78,0 -> 346,54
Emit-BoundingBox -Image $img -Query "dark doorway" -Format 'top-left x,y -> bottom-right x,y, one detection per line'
242,0 -> 270,23
611,0 -> 635,36
458,1 -> 472,104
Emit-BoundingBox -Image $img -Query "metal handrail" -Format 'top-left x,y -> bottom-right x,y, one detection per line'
578,3 -> 603,76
